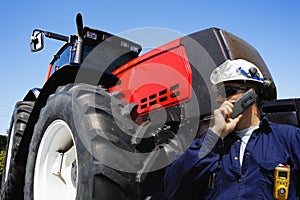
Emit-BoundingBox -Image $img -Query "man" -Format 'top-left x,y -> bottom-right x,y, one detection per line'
163,59 -> 300,199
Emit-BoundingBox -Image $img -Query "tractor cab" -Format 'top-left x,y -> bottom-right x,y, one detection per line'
30,14 -> 142,81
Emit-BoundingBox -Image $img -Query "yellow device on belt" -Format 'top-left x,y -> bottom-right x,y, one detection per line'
274,164 -> 290,200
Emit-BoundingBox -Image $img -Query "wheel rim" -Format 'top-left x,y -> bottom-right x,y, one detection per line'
4,124 -> 15,182
34,120 -> 77,200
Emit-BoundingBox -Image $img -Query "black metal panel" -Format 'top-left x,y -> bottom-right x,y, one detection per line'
181,28 -> 225,118
181,27 -> 277,118
262,98 -> 300,128
219,30 -> 273,80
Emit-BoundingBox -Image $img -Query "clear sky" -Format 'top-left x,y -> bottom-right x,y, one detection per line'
0,0 -> 299,134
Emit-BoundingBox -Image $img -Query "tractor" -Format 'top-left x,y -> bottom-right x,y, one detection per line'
1,13 -> 299,200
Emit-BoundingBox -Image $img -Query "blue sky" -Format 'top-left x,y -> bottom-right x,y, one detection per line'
0,0 -> 299,134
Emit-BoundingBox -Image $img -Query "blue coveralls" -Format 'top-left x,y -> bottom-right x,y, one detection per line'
163,117 -> 300,199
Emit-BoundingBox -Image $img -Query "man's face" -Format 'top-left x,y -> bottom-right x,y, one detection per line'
215,83 -> 250,106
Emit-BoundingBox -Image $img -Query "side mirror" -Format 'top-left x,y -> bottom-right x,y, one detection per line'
30,30 -> 44,52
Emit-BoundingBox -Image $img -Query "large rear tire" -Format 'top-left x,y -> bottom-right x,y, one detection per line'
1,101 -> 34,200
24,83 -> 141,200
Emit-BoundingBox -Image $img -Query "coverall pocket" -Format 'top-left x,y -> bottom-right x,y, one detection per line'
205,170 -> 222,199
257,160 -> 281,199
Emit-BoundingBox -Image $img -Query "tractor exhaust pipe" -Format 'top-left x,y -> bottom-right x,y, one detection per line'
74,13 -> 84,64
76,13 -> 84,38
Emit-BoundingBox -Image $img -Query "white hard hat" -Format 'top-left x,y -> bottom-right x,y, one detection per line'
210,59 -> 265,90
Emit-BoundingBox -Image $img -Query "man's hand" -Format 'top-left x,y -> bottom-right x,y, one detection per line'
211,101 -> 243,138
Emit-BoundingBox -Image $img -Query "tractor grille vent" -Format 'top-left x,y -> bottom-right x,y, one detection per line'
140,84 -> 180,110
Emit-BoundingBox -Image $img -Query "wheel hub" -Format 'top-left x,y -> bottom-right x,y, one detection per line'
34,120 -> 78,200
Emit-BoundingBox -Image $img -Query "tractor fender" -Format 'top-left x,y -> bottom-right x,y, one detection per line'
15,64 -> 120,165
15,65 -> 79,166
23,88 -> 41,101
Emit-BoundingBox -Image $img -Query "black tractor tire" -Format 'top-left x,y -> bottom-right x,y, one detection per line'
24,83 -> 143,200
1,101 -> 34,200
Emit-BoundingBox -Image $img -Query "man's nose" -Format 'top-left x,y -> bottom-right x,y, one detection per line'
215,95 -> 225,105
